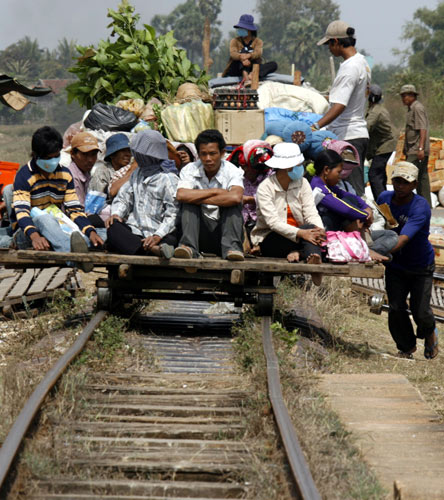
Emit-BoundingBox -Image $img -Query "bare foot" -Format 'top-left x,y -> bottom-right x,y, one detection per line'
287,251 -> 300,263
306,253 -> 323,286
369,249 -> 389,263
250,245 -> 261,256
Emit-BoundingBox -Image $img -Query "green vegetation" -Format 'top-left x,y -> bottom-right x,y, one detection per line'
67,1 -> 208,107
75,316 -> 127,365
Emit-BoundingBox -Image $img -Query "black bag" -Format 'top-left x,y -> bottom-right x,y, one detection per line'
84,103 -> 138,132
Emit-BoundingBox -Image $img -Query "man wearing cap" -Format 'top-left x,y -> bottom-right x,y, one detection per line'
365,84 -> 396,200
313,20 -> 371,197
68,132 -> 100,207
106,130 -> 178,258
377,162 -> 438,359
400,84 -> 431,206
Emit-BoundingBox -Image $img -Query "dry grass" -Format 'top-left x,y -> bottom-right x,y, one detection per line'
0,124 -> 40,165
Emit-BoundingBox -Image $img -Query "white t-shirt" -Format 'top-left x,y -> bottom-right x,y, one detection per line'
327,52 -> 371,141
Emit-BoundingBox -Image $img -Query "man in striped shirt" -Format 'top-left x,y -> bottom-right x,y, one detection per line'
11,127 -> 104,268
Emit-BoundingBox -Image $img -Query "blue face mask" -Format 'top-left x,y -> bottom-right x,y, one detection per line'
237,28 -> 249,37
288,165 -> 304,181
36,156 -> 60,173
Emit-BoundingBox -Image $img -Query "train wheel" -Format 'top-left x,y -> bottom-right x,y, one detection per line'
96,287 -> 113,311
255,293 -> 274,317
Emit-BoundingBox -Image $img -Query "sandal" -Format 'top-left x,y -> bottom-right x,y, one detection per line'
424,329 -> 439,360
173,245 -> 193,259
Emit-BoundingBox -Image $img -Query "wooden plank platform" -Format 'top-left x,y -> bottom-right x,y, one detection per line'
0,250 -> 385,278
320,374 -> 444,499
0,266 -> 83,313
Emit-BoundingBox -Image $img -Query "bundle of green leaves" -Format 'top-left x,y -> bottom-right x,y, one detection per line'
67,0 -> 208,107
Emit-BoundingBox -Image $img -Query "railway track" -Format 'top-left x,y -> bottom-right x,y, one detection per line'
0,301 -> 321,500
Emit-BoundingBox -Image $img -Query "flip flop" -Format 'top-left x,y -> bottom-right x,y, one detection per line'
424,328 -> 439,360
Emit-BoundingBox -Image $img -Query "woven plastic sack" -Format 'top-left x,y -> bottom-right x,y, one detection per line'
282,121 -> 312,152
325,230 -> 371,263
161,100 -> 214,142
84,103 -> 138,132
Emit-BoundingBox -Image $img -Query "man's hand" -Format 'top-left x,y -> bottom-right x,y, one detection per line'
105,214 -> 123,228
242,59 -> 251,67
417,149 -> 425,161
298,227 -> 325,245
364,207 -> 374,227
142,235 -> 161,251
89,231 -> 104,248
30,232 -> 51,251
243,195 -> 255,206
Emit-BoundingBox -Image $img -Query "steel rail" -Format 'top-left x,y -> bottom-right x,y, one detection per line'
262,316 -> 321,500
0,310 -> 107,491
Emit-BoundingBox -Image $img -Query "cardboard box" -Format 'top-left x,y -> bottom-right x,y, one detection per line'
215,109 -> 264,145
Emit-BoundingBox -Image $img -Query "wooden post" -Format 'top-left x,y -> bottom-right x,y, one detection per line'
293,70 -> 301,86
251,63 -> 260,90
202,16 -> 213,72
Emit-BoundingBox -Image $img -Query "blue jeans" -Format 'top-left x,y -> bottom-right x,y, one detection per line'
369,229 -> 398,256
15,213 -> 107,251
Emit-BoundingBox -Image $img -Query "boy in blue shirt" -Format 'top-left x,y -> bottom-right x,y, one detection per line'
378,162 -> 438,359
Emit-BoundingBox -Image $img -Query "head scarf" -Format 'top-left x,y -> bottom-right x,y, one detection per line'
130,129 -> 168,177
325,139 -> 359,179
227,139 -> 272,170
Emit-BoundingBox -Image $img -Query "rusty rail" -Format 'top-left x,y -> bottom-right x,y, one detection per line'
0,310 -> 107,491
262,316 -> 321,500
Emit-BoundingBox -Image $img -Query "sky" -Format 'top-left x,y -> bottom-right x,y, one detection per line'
0,0 -> 440,66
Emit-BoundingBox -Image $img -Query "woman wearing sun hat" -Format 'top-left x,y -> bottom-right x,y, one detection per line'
222,14 -> 277,84
251,143 -> 325,284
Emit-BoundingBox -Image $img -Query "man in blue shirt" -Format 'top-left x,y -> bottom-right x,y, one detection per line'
378,162 -> 438,359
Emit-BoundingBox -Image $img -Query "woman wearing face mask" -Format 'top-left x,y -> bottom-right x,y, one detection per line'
222,14 -> 277,84
250,143 -> 325,284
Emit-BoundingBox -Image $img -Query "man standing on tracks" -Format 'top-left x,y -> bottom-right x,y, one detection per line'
174,129 -> 245,261
365,84 -> 397,200
377,162 -> 438,360
400,84 -> 431,207
313,20 -> 371,196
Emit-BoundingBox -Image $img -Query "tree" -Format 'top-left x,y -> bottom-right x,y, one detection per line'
151,0 -> 222,65
256,0 -> 340,86
67,0 -> 208,108
401,2 -> 444,76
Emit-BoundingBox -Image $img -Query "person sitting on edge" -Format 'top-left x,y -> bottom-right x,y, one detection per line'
377,162 -> 438,360
174,129 -> 245,261
251,143 -> 324,285
106,130 -> 178,259
11,126 -> 104,272
67,132 -> 109,229
310,150 -> 396,262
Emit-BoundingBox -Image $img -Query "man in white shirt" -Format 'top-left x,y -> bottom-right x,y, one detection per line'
313,20 -> 371,196
174,129 -> 245,261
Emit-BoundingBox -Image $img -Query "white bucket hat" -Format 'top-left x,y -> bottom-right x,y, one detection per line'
265,142 -> 304,169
